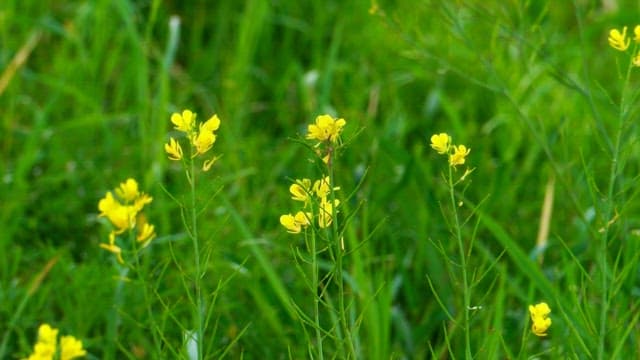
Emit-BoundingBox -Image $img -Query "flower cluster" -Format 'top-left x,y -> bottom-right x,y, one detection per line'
608,25 -> 640,66
23,324 -> 86,360
306,114 -> 346,164
529,302 -> 552,337
98,178 -> 155,264
280,176 -> 341,233
164,109 -> 221,171
430,133 -> 471,167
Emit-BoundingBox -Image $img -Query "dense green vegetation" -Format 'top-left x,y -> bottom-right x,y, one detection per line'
2,1 -> 640,358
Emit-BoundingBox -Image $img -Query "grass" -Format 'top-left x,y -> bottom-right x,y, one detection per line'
2,0 -> 640,358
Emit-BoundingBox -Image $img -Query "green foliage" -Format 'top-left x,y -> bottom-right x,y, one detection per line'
2,0 -> 640,358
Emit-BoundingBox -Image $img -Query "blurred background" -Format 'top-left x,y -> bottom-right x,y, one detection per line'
2,0 -> 639,358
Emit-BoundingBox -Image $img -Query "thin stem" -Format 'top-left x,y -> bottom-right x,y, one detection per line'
188,155 -> 204,360
329,154 -> 356,358
448,164 -> 471,358
597,49 -> 633,360
310,229 -> 324,360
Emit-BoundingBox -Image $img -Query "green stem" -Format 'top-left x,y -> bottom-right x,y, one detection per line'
107,264 -> 129,360
597,48 -> 633,360
310,229 -> 324,360
448,164 -> 471,358
329,159 -> 356,358
188,156 -> 204,360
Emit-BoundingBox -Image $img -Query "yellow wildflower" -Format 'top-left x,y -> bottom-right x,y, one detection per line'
306,114 -> 346,143
609,26 -> 630,51
529,302 -> 552,337
115,178 -> 140,202
635,25 -> 640,43
59,336 -> 87,360
98,178 -> 155,262
136,214 -> 156,246
24,324 -> 86,360
192,123 -> 217,156
290,178 -> 312,204
201,114 -> 221,133
280,211 -> 311,233
164,137 -> 183,160
430,133 -> 451,154
171,109 -> 196,133
449,145 -> 470,167
166,110 -> 222,164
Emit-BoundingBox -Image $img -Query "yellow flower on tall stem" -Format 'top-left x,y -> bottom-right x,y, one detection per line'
165,110 -> 222,171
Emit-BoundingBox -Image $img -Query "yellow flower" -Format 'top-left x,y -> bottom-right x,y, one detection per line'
115,178 -> 140,202
98,179 -> 155,262
98,192 -> 136,234
171,109 -> 196,133
313,176 -> 340,198
306,114 -> 346,143
165,137 -> 183,160
449,145 -> 470,167
318,197 -> 340,228
280,211 -> 311,233
609,26 -> 630,51
290,178 -> 312,204
24,324 -> 86,360
191,124 -> 217,156
201,114 -> 221,133
136,214 -> 156,246
634,25 -> 640,43
430,133 -> 451,154
59,336 -> 87,360
529,302 -> 552,337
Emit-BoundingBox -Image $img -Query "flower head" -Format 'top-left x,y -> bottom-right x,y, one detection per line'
280,211 -> 311,233
430,133 -> 451,154
24,324 -> 86,360
98,178 -> 155,263
166,110 -> 221,169
307,114 -> 346,143
171,109 -> 196,133
449,145 -> 470,167
529,302 -> 552,337
60,336 -> 87,360
609,26 -> 630,51
634,25 -> 640,43
290,178 -> 312,204
115,178 -> 140,202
